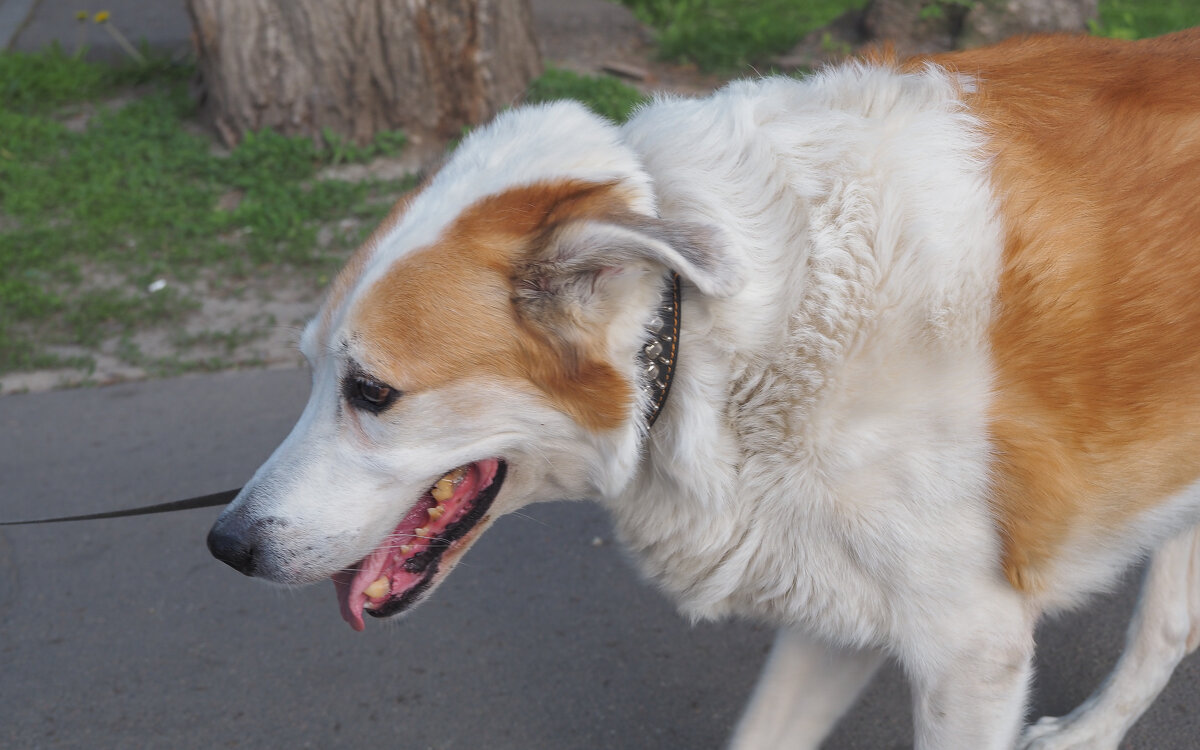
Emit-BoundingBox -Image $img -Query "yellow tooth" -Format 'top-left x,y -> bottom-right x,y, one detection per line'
363,576 -> 389,599
400,544 -> 414,555
414,526 -> 429,538
427,506 -> 445,521
431,478 -> 455,502
431,467 -> 468,502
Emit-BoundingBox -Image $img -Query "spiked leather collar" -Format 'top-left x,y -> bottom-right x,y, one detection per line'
640,272 -> 681,428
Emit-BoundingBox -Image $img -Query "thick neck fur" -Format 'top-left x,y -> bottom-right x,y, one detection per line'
604,66 -> 1005,645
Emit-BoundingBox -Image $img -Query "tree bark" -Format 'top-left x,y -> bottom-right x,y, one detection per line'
862,0 -> 1098,55
186,0 -> 542,148
960,0 -> 1099,48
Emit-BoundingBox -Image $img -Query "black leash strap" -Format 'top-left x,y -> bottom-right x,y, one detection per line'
0,487 -> 240,526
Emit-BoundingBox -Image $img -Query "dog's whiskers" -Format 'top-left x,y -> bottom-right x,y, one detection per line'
508,510 -> 550,527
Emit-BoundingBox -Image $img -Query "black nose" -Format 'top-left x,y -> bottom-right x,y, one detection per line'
207,513 -> 273,576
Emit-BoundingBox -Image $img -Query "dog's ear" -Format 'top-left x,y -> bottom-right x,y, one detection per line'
523,215 -> 744,302
511,215 -> 741,423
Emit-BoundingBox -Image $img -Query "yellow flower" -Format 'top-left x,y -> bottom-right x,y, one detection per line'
75,11 -> 89,21
94,10 -> 111,23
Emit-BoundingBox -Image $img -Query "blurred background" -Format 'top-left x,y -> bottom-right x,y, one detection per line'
2,2 -> 1200,749
0,0 -> 1196,395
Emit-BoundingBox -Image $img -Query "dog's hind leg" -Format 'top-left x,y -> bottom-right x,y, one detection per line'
1020,525 -> 1200,750
727,628 -> 884,750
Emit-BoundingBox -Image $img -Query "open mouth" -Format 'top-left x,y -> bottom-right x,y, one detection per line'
331,458 -> 507,631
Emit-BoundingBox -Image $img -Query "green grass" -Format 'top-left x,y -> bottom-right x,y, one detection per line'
526,66 -> 648,122
619,0 -> 868,71
3,0 -> 1196,383
0,43 -> 189,113
622,0 -> 1199,70
0,51 -> 646,382
1092,0 -> 1200,39
0,50 -> 415,377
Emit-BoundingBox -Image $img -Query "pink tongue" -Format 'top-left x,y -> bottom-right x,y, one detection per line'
331,459 -> 500,632
331,506 -> 422,632
332,571 -> 365,632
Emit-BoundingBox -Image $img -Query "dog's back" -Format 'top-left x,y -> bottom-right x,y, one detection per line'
925,30 -> 1200,602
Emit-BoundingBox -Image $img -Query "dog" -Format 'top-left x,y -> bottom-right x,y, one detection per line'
207,29 -> 1200,749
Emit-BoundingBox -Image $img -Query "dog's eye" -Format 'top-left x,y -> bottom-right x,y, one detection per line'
359,380 -> 391,403
343,375 -> 399,414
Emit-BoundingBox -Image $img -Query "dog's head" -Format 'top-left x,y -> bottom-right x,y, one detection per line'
206,101 -> 742,630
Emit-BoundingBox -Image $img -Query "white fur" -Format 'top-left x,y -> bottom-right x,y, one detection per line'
610,66 -> 1034,749
212,63 -> 1200,749
326,102 -> 661,345
729,629 -> 884,748
1021,526 -> 1200,750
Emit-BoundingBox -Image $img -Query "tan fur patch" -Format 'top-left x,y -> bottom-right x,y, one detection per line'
318,182 -> 430,343
930,30 -> 1200,591
347,179 -> 639,432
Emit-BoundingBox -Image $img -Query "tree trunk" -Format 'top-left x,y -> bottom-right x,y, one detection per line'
186,0 -> 542,148
863,0 -> 1098,55
960,0 -> 1099,48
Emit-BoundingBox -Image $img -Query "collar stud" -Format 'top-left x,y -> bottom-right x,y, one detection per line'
640,273 -> 681,428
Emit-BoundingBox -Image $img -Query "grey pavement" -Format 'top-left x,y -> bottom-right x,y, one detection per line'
0,0 -> 641,64
0,0 -> 37,51
1,0 -> 192,60
2,368 -> 1199,749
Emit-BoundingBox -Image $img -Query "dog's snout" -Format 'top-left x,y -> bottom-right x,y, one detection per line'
207,514 -> 283,577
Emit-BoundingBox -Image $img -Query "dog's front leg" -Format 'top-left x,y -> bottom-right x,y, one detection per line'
907,594 -> 1036,750
728,628 -> 884,750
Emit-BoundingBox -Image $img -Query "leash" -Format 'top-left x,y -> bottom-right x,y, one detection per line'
0,487 -> 239,526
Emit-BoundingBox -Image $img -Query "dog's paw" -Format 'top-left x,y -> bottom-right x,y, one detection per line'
1018,714 -> 1122,750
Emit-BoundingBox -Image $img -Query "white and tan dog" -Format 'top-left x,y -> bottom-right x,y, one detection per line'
208,30 -> 1200,749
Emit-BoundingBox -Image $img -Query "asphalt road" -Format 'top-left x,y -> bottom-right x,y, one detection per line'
2,368 -> 1198,749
